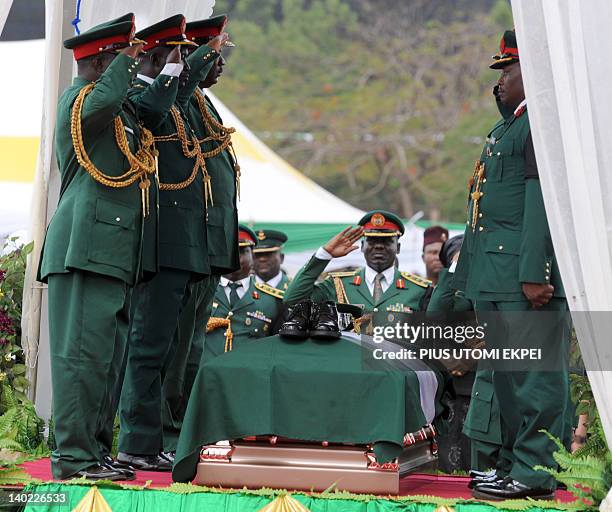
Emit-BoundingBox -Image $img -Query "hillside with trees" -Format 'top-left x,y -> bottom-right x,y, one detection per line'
213,0 -> 513,222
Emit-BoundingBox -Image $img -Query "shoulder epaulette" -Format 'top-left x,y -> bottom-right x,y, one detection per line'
400,272 -> 432,288
328,270 -> 358,278
255,282 -> 285,299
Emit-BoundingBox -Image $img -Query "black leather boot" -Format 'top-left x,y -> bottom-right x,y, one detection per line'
279,300 -> 312,339
310,301 -> 341,340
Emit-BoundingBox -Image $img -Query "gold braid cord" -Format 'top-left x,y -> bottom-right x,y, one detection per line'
332,277 -> 348,304
70,83 -> 158,216
154,106 -> 213,206
194,89 -> 241,199
207,316 -> 233,352
468,160 -> 486,231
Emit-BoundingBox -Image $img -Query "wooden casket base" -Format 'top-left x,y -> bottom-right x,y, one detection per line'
195,427 -> 437,495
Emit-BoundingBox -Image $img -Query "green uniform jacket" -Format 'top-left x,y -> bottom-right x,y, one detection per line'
453,107 -> 564,301
205,277 -> 285,359
129,45 -> 219,276
284,255 -> 430,314
427,269 -> 472,313
39,54 -> 147,285
186,91 -> 239,275
427,270 -> 501,444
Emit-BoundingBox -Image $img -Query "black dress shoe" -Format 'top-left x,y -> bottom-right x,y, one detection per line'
469,468 -> 497,479
279,301 -> 312,339
310,301 -> 341,340
160,451 -> 175,464
102,455 -> 136,481
467,471 -> 502,489
71,463 -> 125,481
116,452 -> 172,472
472,478 -> 555,501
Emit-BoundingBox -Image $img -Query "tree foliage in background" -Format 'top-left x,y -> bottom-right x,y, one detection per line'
213,0 -> 513,221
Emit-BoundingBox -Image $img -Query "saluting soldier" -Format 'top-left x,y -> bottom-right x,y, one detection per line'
37,15 -> 151,481
117,15 -> 229,471
204,225 -> 286,360
160,15 -> 240,456
253,229 -> 290,290
284,210 -> 431,319
454,30 -> 571,500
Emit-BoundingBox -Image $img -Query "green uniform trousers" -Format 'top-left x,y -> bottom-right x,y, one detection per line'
48,271 -> 130,479
118,267 -> 194,455
474,298 -> 571,488
463,370 -> 503,472
470,438 -> 502,472
162,276 -> 219,452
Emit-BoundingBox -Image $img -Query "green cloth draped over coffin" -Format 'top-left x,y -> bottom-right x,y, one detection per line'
173,334 -> 447,483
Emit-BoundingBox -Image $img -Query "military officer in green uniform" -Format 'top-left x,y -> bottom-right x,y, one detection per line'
205,225 -> 286,359
427,236 -> 502,474
117,15 -> 229,471
284,210 -> 431,318
253,229 -> 290,291
453,31 -> 571,500
160,15 -> 240,456
37,15 -> 151,481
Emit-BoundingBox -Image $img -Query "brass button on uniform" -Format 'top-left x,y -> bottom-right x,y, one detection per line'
479,226 -> 484,232
373,307 -> 379,312
498,245 -> 503,250
115,217 -> 121,222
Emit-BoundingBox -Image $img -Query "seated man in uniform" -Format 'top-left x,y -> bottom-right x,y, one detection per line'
204,225 -> 286,359
284,210 -> 431,320
253,229 -> 290,291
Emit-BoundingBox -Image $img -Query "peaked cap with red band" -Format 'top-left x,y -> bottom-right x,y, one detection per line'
490,29 -> 519,69
186,15 -> 228,44
135,14 -> 197,51
238,224 -> 258,248
64,13 -> 136,61
358,210 -> 405,237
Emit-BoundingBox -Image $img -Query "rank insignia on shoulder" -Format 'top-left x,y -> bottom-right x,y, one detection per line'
247,310 -> 272,323
352,275 -> 362,286
254,282 -> 285,299
252,290 -> 260,299
400,272 -> 431,288
396,278 -> 405,289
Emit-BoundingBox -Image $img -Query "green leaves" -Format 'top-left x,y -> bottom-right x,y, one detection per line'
214,0 -> 504,219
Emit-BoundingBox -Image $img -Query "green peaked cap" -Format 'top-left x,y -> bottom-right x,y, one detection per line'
64,13 -> 135,59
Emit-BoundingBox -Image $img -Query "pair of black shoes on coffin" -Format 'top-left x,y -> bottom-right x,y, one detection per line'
280,300 -> 341,340
469,469 -> 554,500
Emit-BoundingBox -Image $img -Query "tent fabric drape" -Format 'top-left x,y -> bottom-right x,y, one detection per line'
0,0 -> 13,37
77,1 -> 215,33
511,1 -> 612,449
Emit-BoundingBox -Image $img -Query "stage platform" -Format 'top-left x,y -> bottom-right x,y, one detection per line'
0,458 -> 587,512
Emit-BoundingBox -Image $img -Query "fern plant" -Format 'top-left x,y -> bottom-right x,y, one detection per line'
536,430 -> 612,506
